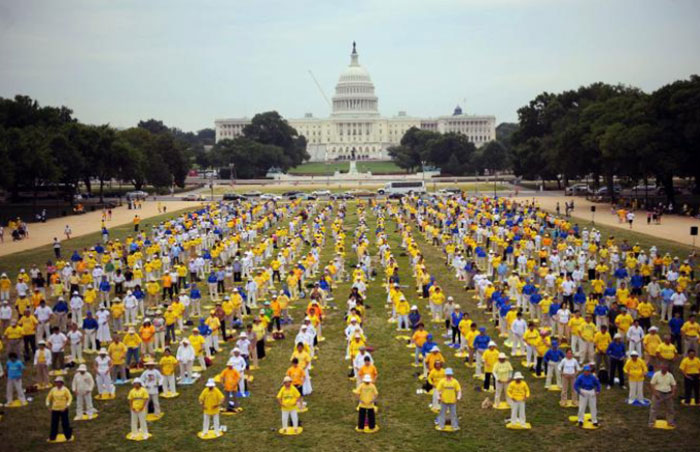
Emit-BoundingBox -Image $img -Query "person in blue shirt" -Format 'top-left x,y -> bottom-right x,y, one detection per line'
613,265 -> 628,289
544,339 -> 565,389
593,299 -> 609,328
450,307 -> 463,346
548,299 -> 561,329
574,365 -> 601,427
206,271 -> 218,301
629,270 -> 644,296
660,284 -> 675,322
99,276 -> 111,306
408,306 -> 422,331
603,282 -> 617,304
6,352 -> 27,405
529,291 -> 543,321
53,297 -> 69,331
573,287 -> 587,310
669,312 -> 685,352
82,312 -> 99,352
421,334 -> 437,358
606,334 -> 626,389
473,327 -> 491,377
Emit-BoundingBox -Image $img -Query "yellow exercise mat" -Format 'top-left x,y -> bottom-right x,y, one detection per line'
472,374 -> 485,381
49,370 -> 67,377
161,392 -> 180,399
506,422 -> 532,430
387,318 -> 397,324
435,425 -> 459,432
249,365 -> 260,370
395,335 -> 411,341
406,344 -> 416,349
95,393 -> 116,400
454,351 -> 467,358
681,399 -> 698,406
355,426 -> 379,433
547,385 -> 561,392
569,413 -> 591,422
278,427 -> 303,435
246,375 -> 254,382
511,352 -> 525,357
653,420 -> 676,430
221,407 -> 244,416
494,401 -> 510,410
75,413 -> 98,421
197,430 -> 225,440
561,400 -> 578,408
298,406 -> 309,413
126,432 -> 151,441
146,412 -> 164,422
36,383 -> 53,390
47,434 -> 74,443
193,366 -> 205,372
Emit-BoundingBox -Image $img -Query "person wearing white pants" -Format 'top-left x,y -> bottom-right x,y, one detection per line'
623,351 -> 648,403
71,364 -> 96,419
277,376 -> 301,432
141,362 -> 163,415
176,339 -> 195,383
67,326 -> 83,364
128,379 -> 149,437
199,379 -> 224,434
574,365 -> 601,426
94,349 -> 114,395
507,372 -> 530,426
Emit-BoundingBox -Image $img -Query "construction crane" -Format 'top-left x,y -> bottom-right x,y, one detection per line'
308,70 -> 332,108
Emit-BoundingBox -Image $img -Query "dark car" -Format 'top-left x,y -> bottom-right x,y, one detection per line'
223,193 -> 245,201
282,191 -> 303,199
388,193 -> 406,199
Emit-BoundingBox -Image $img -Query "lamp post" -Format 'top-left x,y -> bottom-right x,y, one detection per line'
209,169 -> 214,201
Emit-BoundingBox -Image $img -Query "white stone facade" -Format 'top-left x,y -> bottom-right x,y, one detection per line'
215,44 -> 496,162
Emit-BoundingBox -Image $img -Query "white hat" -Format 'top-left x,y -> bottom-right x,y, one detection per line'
363,375 -> 372,383
227,359 -> 235,367
614,333 -> 622,339
232,347 -> 241,353
239,332 -> 247,338
99,348 -> 107,354
630,350 -> 639,356
206,378 -> 216,387
514,372 -> 524,379
283,376 -> 292,383
431,346 -> 440,352
498,352 -> 506,359
447,296 -> 454,301
133,378 -> 142,385
55,376 -> 64,383
78,364 -> 87,372
350,317 -> 357,322
649,326 -> 659,332
410,305 -> 418,310
488,341 -> 497,347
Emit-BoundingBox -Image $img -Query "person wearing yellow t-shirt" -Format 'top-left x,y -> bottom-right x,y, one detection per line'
128,378 -> 149,439
46,376 -> 73,441
429,287 -> 446,322
679,349 -> 700,405
18,309 -> 39,360
681,314 -> 700,355
354,374 -> 378,431
199,379 -> 225,436
427,360 -> 446,411
277,376 -> 302,433
108,336 -> 128,381
123,327 -> 142,368
436,368 -> 461,431
623,351 -> 648,404
507,372 -> 530,427
655,335 -> 678,369
493,352 -> 514,407
159,347 -> 178,396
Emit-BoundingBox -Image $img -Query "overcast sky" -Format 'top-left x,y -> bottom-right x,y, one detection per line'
1,0 -> 699,131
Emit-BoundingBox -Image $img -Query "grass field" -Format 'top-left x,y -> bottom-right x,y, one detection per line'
287,161 -> 404,175
2,200 -> 698,451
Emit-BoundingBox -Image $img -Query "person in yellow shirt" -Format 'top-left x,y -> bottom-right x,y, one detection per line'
436,368 -> 461,431
643,326 -> 662,370
18,309 -> 39,361
108,336 -> 128,381
681,314 -> 700,355
123,327 -> 142,368
159,347 -> 178,396
411,323 -> 429,366
277,376 -> 302,434
4,319 -> 24,357
493,352 -> 514,407
46,376 -> 73,442
127,378 -> 150,439
429,286 -> 445,322
354,374 -> 378,432
506,372 -> 530,427
623,351 -> 648,405
655,335 -> 678,370
199,379 -> 225,437
679,349 -> 700,405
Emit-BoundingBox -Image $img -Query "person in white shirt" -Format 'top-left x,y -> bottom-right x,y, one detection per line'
93,349 -> 114,396
123,291 -> 138,325
626,320 -> 645,356
176,339 -> 195,384
71,364 -> 96,419
96,306 -> 111,345
141,360 -> 163,415
229,348 -> 247,395
556,307 -> 572,342
66,323 -> 83,364
34,300 -> 53,342
47,327 -> 68,371
511,313 -> 528,356
670,290 -> 687,318
33,341 -> 52,387
0,300 -> 12,333
70,292 -> 84,325
558,349 -> 581,406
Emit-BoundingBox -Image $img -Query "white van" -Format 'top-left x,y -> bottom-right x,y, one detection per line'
377,181 -> 426,195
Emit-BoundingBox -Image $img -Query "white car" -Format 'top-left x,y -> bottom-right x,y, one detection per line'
260,193 -> 282,201
311,190 -> 331,196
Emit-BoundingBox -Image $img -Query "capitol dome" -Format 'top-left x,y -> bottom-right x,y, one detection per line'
331,42 -> 379,117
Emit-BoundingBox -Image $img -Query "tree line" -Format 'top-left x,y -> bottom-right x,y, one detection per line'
0,95 -> 217,203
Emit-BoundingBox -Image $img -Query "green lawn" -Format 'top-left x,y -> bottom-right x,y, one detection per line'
1,200 -> 698,451
287,161 -> 405,175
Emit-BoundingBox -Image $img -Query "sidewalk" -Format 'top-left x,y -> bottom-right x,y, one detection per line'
523,195 -> 700,247
0,200 -> 194,257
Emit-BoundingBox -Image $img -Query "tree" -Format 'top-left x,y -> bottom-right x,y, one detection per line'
474,140 -> 509,175
242,111 -> 309,169
210,137 -> 286,179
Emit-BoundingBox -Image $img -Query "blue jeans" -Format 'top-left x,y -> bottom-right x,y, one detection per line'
438,403 -> 458,429
126,348 -> 139,366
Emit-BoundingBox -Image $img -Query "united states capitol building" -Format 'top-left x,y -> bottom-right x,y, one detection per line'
215,43 -> 496,162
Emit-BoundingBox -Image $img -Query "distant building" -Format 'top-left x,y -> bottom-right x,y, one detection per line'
215,43 -> 496,162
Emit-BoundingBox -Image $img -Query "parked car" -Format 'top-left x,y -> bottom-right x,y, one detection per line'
301,194 -> 318,200
243,191 -> 262,198
182,193 -> 206,201
330,193 -> 353,200
344,189 -> 375,198
260,193 -> 282,201
126,190 -> 148,200
388,192 -> 406,199
223,193 -> 245,201
311,190 -> 331,197
282,191 -> 303,199
565,184 -> 591,196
